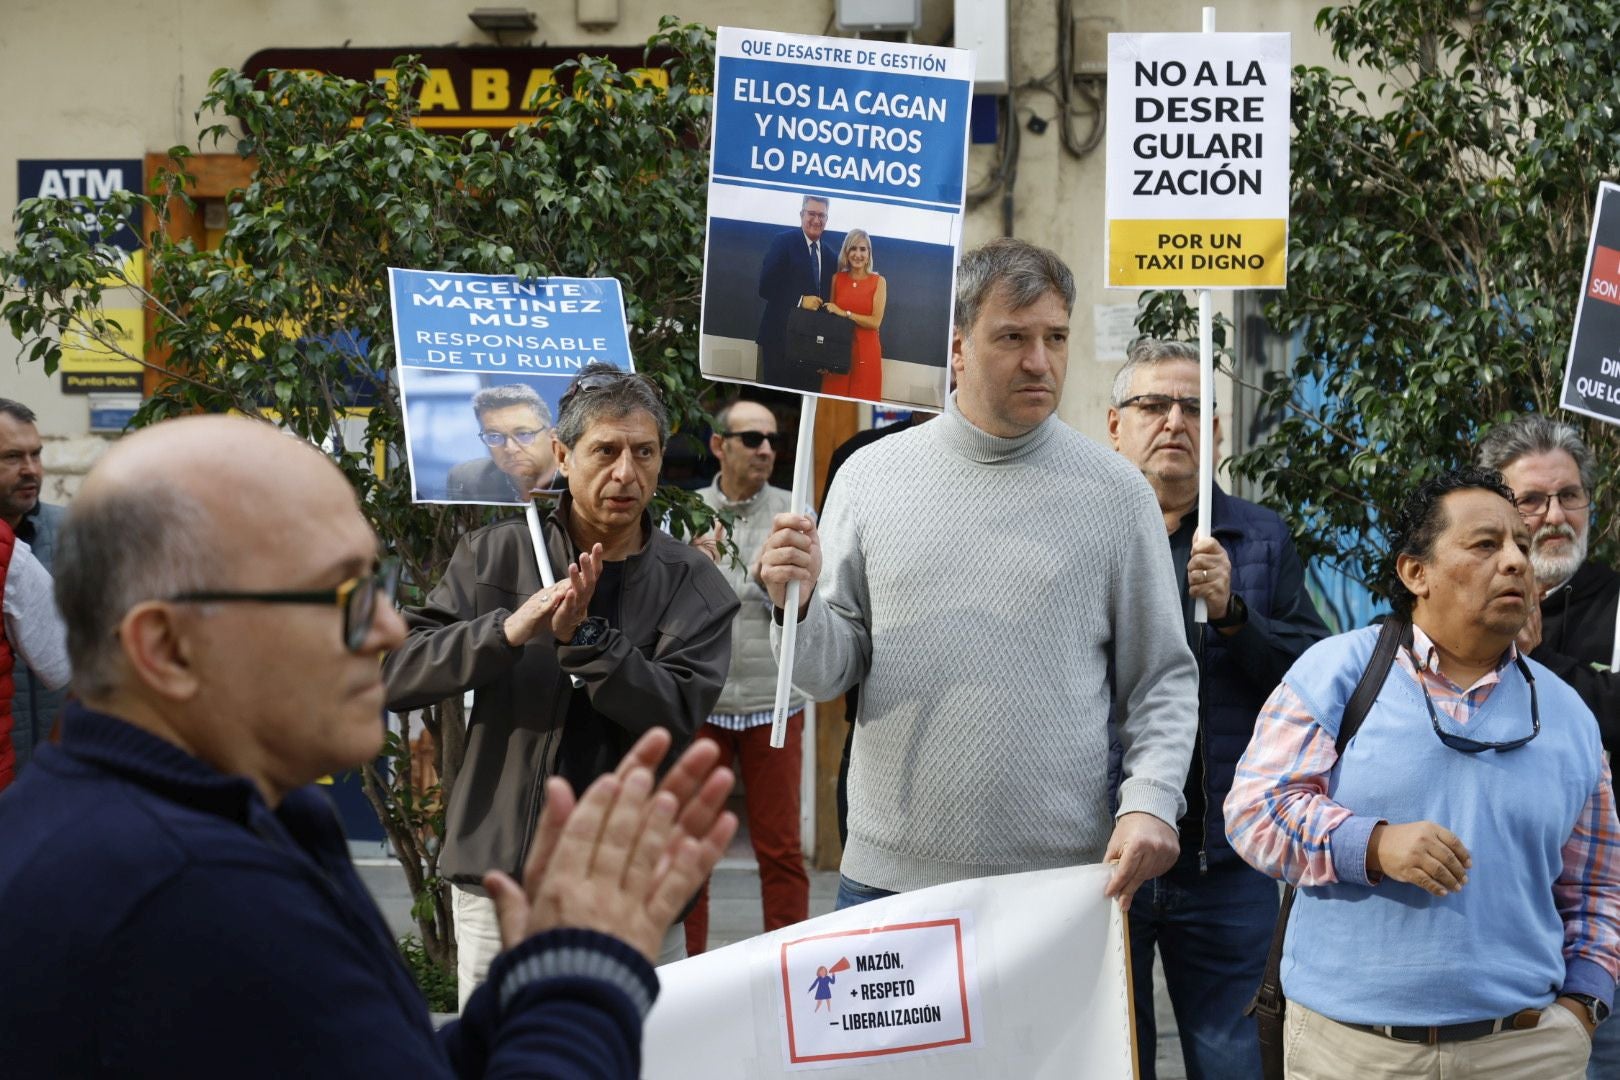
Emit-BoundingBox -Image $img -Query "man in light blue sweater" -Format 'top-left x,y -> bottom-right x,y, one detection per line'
1227,467 -> 1620,1077
760,238 -> 1199,912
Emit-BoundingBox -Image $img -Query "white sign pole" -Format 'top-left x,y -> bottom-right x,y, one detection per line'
1193,5 -> 1217,626
772,394 -> 818,749
527,501 -> 585,688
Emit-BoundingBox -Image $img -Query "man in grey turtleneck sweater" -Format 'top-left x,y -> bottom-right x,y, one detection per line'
761,238 -> 1198,912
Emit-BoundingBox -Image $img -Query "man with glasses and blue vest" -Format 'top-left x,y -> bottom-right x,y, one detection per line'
1226,467 -> 1620,1079
1108,338 -> 1330,1080
387,363 -> 739,1007
0,414 -> 740,1078
445,383 -> 562,501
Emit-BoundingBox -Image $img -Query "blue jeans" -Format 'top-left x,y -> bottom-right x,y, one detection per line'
1587,1010 -> 1619,1078
835,874 -> 895,910
1128,857 -> 1279,1080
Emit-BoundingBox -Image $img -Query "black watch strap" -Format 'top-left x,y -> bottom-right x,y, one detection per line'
1565,993 -> 1610,1026
1209,593 -> 1248,629
568,616 -> 609,647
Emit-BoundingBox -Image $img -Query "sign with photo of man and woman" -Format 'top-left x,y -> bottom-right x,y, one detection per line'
387,268 -> 635,504
698,28 -> 975,410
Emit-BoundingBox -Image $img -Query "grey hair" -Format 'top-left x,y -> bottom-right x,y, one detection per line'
1476,414 -> 1595,493
801,194 -> 829,212
953,238 -> 1076,334
837,229 -> 874,274
53,486 -> 224,700
0,398 -> 38,425
555,362 -> 669,448
1111,338 -> 1202,406
471,383 -> 551,427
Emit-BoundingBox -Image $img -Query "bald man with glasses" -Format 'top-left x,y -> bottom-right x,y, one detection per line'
0,414 -> 740,1079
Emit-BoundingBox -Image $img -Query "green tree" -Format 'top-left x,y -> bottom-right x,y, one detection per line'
1139,0 -> 1620,596
1,18 -> 720,985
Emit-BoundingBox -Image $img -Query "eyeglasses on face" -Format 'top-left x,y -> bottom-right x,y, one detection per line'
721,430 -> 784,450
1118,394 -> 1203,419
1412,648 -> 1540,754
802,210 -> 828,221
1512,488 -> 1590,516
169,558 -> 401,652
478,428 -> 547,448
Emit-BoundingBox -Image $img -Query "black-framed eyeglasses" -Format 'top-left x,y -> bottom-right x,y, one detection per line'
169,559 -> 400,652
1411,648 -> 1540,753
478,428 -> 547,448
1119,394 -> 1204,419
1512,488 -> 1590,517
721,430 -> 784,450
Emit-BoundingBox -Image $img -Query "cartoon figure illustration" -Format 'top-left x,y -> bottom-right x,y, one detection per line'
809,957 -> 851,1012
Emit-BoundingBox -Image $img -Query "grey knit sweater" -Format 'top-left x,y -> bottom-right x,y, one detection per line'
780,405 -> 1199,892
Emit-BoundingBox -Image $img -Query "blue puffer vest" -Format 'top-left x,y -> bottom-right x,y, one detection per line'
1193,485 -> 1288,865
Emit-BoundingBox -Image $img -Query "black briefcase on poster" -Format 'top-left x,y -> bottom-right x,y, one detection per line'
784,307 -> 854,376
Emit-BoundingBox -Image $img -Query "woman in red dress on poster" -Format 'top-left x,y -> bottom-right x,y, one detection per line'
822,229 -> 886,403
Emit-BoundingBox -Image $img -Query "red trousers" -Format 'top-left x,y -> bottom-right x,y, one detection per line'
684,710 -> 809,955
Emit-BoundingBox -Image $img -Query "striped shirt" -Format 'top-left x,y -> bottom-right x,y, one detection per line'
1227,625 -> 1620,987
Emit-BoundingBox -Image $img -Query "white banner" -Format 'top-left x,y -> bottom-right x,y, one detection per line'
644,864 -> 1134,1078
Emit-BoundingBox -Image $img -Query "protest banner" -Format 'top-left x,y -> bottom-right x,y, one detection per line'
388,268 -> 633,506
1560,182 -> 1620,426
643,865 -> 1135,1078
697,27 -> 974,411
699,28 -> 973,744
1104,30 -> 1290,290
1106,13 -> 1290,622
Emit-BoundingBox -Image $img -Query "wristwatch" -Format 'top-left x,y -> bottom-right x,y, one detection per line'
1564,993 -> 1611,1027
567,616 -> 609,647
1208,593 -> 1248,630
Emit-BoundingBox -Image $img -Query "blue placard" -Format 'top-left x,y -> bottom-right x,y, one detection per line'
387,269 -> 635,505
711,56 -> 971,210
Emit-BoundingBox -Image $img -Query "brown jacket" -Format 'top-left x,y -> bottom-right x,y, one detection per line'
383,498 -> 738,884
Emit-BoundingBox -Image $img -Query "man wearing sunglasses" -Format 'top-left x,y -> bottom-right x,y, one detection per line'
1108,339 -> 1329,1080
387,363 -> 739,1006
0,414 -> 740,1078
683,399 -> 807,955
1226,468 -> 1620,1078
445,383 -> 562,502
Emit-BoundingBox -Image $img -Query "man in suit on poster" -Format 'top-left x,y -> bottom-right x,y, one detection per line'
756,195 -> 837,393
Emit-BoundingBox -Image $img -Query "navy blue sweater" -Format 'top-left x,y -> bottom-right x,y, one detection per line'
0,704 -> 658,1078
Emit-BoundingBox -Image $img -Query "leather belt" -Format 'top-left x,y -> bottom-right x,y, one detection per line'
1345,1008 -> 1541,1045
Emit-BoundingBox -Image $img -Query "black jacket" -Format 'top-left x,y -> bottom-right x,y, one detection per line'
384,497 -> 738,884
1534,559 -> 1620,752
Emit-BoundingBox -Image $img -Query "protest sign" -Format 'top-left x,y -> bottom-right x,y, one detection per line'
1560,182 -> 1620,426
387,268 -> 633,505
643,864 -> 1134,1078
1104,32 -> 1290,289
698,27 -> 973,410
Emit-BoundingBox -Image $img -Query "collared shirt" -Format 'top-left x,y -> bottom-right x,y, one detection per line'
2,538 -> 70,690
1227,624 -> 1620,995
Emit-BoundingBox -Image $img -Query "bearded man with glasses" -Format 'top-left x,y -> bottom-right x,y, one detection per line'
387,362 -> 739,1008
1226,467 -> 1620,1079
